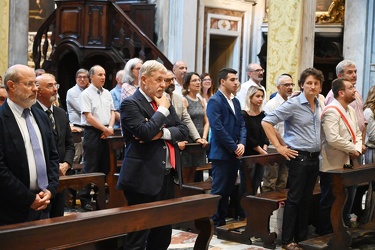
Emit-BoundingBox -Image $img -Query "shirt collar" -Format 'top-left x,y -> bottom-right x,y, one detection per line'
139,88 -> 153,102
7,98 -> 28,119
37,100 -> 53,112
219,89 -> 235,100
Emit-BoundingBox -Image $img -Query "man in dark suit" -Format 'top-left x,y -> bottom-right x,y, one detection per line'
34,73 -> 75,217
117,60 -> 189,250
0,64 -> 59,225
206,68 -> 246,227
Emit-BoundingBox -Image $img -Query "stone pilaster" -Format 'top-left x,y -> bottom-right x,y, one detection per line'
344,0 -> 371,98
9,0 -> 29,67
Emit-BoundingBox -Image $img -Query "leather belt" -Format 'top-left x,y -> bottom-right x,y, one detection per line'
296,150 -> 320,158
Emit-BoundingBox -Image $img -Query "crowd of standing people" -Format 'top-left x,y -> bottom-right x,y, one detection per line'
0,58 -> 374,250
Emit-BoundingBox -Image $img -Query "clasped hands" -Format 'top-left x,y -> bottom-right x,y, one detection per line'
31,189 -> 52,211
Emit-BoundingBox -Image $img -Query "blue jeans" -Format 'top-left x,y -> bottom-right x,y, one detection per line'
282,155 -> 319,245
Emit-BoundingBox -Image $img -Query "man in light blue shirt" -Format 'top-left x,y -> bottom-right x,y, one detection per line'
110,69 -> 124,128
262,68 -> 324,250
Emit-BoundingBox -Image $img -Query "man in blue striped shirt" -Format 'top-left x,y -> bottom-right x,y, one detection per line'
262,68 -> 324,250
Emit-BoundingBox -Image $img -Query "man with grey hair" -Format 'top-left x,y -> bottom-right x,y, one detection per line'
0,84 -> 7,106
0,64 -> 59,225
34,73 -> 75,217
324,60 -> 367,226
66,68 -> 90,127
236,63 -> 266,109
262,73 -> 294,192
66,68 -> 90,165
110,69 -> 124,128
117,60 -> 188,249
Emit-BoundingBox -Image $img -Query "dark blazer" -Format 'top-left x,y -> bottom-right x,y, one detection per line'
34,102 -> 74,166
206,90 -> 246,160
117,89 -> 189,195
0,101 -> 60,225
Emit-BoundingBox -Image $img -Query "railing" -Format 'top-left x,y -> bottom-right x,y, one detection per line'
110,3 -> 173,69
32,2 -> 172,71
32,9 -> 56,70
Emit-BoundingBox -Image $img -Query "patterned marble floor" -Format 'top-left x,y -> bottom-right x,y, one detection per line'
169,229 -> 282,250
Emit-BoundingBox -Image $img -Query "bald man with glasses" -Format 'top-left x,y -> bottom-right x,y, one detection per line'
236,63 -> 267,110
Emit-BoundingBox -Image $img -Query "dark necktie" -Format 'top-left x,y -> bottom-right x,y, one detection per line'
46,108 -> 57,136
23,109 -> 48,191
150,101 -> 175,169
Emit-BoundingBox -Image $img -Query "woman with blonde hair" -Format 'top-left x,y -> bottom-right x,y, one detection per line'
237,85 -> 269,218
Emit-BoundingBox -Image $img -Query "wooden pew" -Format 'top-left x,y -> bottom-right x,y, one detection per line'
300,163 -> 375,250
58,172 -> 106,210
0,194 -> 220,250
106,135 -> 127,208
216,153 -> 321,249
175,143 -> 212,197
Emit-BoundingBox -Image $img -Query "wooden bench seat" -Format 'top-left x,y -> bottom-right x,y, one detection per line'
216,153 -> 321,249
58,172 -> 106,210
0,194 -> 220,250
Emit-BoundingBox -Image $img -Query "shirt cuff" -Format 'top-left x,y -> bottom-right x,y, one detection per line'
161,128 -> 172,140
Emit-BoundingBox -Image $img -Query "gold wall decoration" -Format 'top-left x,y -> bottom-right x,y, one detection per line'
0,0 -> 9,74
266,0 -> 303,98
316,0 -> 345,24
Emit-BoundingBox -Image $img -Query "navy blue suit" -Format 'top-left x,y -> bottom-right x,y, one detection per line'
117,89 -> 188,249
0,101 -> 60,225
207,90 -> 246,227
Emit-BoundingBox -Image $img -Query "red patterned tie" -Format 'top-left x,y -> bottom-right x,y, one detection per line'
150,101 -> 175,169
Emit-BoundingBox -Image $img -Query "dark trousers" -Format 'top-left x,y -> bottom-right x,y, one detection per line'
237,161 -> 264,218
317,172 -> 334,235
81,127 -> 110,203
282,155 -> 319,245
210,158 -> 240,227
123,173 -> 175,250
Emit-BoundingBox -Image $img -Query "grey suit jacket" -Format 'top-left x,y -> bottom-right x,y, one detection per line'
170,93 -> 201,141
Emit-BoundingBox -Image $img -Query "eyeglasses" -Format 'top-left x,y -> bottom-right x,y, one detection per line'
191,79 -> 201,83
45,83 -> 60,90
16,81 -> 39,88
280,83 -> 295,87
77,75 -> 88,79
164,77 -> 176,82
251,69 -> 264,73
202,78 -> 212,82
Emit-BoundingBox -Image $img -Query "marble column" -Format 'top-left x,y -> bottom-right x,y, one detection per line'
266,0 -> 315,98
168,0 -> 198,70
0,0 -> 10,75
9,0 -> 29,67
344,0 -> 372,98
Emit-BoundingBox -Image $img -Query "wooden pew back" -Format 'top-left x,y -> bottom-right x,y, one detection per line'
0,194 -> 220,250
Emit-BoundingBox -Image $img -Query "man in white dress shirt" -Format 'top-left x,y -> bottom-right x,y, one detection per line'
172,61 -> 187,96
263,74 -> 294,192
236,63 -> 266,109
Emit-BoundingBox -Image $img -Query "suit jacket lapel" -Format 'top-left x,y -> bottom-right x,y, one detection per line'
218,91 -> 237,119
135,89 -> 155,118
2,102 -> 29,179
